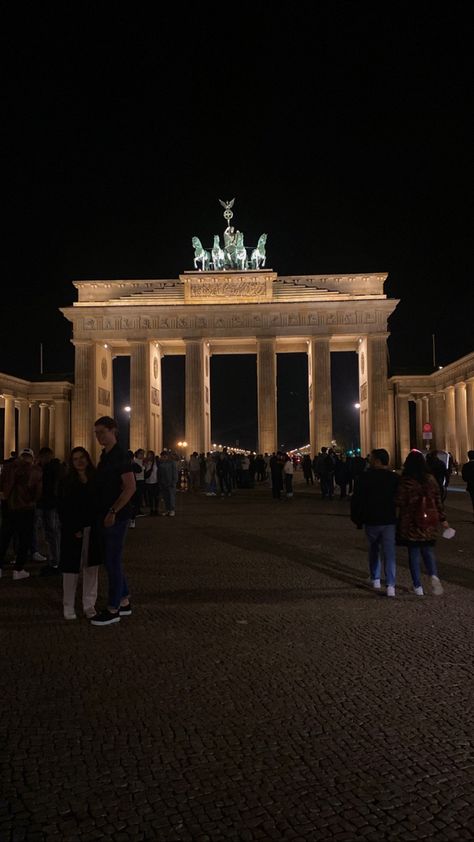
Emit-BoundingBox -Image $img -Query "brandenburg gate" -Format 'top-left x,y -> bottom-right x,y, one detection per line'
61,203 -> 398,459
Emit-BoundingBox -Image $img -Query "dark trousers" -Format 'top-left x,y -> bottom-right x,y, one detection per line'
132,481 -> 145,516
103,518 -> 130,609
0,508 -> 35,571
145,483 -> 159,513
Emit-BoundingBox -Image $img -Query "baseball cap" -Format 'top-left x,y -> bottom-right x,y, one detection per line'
20,448 -> 35,457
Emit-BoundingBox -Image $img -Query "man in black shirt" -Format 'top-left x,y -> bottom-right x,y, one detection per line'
91,416 -> 136,626
351,448 -> 399,597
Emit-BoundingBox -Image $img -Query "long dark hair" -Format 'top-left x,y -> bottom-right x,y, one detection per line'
68,447 -> 96,483
402,450 -> 431,485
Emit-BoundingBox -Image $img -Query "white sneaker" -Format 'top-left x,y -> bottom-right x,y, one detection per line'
129,519 -> 136,528
372,579 -> 381,590
13,570 -> 30,580
64,610 -> 77,620
386,586 -> 396,597
168,511 -> 175,517
413,586 -> 424,596
431,576 -> 444,596
32,552 -> 47,561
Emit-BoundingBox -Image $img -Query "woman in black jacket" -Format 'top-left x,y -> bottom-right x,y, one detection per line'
58,448 -> 102,620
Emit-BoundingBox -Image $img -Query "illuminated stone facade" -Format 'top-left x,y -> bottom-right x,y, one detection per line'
61,269 -> 398,460
389,352 -> 474,465
0,374 -> 72,461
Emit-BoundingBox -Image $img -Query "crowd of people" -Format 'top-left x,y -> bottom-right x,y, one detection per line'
1,423 -> 473,615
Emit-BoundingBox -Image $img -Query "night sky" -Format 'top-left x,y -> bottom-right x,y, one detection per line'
3,8 -> 472,451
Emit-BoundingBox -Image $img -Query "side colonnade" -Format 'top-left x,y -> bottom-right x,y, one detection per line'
0,374 -> 72,461
390,351 -> 474,466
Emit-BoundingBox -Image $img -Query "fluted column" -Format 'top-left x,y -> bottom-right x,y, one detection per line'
39,403 -> 50,449
185,340 -> 207,455
30,402 -> 40,455
429,392 -> 446,452
257,338 -> 277,453
466,379 -> 474,450
367,335 -> 391,454
54,399 -> 70,462
130,342 -> 149,452
454,382 -> 468,464
309,338 -> 332,453
415,398 -> 423,450
396,395 -> 410,466
18,399 -> 30,452
48,404 -> 55,451
73,341 -> 94,452
445,386 -> 456,457
3,395 -> 16,457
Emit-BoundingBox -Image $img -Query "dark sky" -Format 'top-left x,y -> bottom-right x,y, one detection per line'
3,7 -> 472,450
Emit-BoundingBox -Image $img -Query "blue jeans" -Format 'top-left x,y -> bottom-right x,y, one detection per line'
103,518 -> 130,609
365,524 -> 396,587
407,544 -> 437,589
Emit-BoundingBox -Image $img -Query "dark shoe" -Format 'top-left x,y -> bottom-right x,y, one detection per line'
40,564 -> 59,576
90,609 -> 121,626
119,601 -> 132,616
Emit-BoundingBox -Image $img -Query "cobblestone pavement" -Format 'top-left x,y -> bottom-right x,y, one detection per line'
1,476 -> 473,841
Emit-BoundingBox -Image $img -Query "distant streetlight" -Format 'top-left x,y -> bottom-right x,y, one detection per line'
124,406 -> 131,413
354,402 -> 361,409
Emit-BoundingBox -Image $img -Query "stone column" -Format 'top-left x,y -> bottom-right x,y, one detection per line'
39,403 -> 50,449
445,386 -> 456,457
309,338 -> 332,453
429,392 -> 446,452
18,399 -> 30,451
30,402 -> 40,455
415,398 -> 423,449
185,340 -> 208,455
54,399 -> 70,462
73,341 -> 94,453
396,394 -> 410,466
3,394 -> 16,457
466,379 -> 474,451
150,343 -> 164,455
48,404 -> 56,451
454,382 -> 468,464
130,342 -> 150,452
257,338 -> 277,453
367,335 -> 391,453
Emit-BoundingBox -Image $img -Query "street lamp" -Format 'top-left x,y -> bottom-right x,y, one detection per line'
124,406 -> 131,413
354,402 -> 360,409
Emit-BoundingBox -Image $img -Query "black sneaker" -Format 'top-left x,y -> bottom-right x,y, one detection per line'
90,609 -> 121,626
119,601 -> 132,616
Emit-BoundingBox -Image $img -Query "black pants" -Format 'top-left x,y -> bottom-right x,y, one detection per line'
0,508 -> 35,571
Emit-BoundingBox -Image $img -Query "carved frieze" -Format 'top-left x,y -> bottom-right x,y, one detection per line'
182,272 -> 275,304
151,387 -> 160,406
360,382 -> 368,402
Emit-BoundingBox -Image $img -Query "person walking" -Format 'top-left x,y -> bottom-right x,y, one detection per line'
90,416 -> 136,626
0,448 -> 42,580
350,448 -> 399,597
158,450 -> 178,516
461,450 -> 474,521
204,452 -> 217,496
188,452 -> 201,493
395,450 -> 448,596
302,454 -> 314,485
58,447 -> 101,620
144,450 -> 159,515
283,454 -> 294,498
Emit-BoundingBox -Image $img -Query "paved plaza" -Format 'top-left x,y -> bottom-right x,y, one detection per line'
1,475 -> 473,841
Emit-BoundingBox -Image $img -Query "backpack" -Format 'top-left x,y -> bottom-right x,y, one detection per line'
415,488 -> 439,530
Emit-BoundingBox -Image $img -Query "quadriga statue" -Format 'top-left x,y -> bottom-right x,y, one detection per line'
251,233 -> 267,269
192,236 -> 210,271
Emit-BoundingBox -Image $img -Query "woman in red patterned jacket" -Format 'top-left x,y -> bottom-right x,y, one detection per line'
396,450 -> 449,596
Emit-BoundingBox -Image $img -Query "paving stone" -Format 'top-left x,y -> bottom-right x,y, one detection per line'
1,479 -> 473,840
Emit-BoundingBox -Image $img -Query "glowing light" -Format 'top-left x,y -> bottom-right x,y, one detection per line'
354,402 -> 361,409
124,406 -> 131,413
